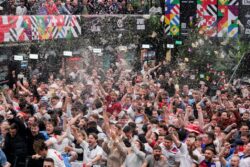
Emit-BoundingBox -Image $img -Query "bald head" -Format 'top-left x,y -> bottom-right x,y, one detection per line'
230,155 -> 240,167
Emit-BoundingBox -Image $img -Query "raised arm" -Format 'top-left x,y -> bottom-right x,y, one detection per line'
177,112 -> 185,128
98,83 -> 108,97
202,123 -> 212,132
62,95 -> 70,114
131,142 -> 146,160
69,113 -> 82,125
102,141 -> 111,155
171,132 -> 181,148
141,161 -> 148,167
153,91 -> 160,109
1,92 -> 7,106
110,130 -> 127,157
218,147 -> 227,166
16,81 -> 32,95
148,62 -> 162,74
197,105 -> 204,128
222,129 -> 237,144
184,107 -> 191,126
102,106 -> 111,136
120,93 -> 128,105
145,125 -> 153,145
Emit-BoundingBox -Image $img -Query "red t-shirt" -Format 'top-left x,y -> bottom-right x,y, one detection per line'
158,101 -> 169,109
105,96 -> 122,115
149,140 -> 157,148
45,3 -> 59,15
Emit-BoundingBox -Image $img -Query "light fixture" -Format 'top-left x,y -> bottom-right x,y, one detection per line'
14,55 -> 23,61
142,44 -> 150,49
93,48 -> 102,53
29,54 -> 39,59
63,51 -> 72,57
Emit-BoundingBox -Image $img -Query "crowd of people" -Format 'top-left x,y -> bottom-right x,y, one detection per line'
0,58 -> 249,167
0,0 -> 162,15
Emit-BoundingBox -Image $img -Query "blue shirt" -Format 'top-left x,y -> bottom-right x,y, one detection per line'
225,161 -> 231,167
0,149 -> 7,166
57,5 -> 70,15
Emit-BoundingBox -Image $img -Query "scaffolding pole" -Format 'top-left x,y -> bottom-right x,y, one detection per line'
228,53 -> 246,84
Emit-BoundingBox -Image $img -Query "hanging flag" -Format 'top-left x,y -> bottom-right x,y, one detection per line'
197,0 -> 218,37
165,0 -> 180,36
217,0 -> 239,37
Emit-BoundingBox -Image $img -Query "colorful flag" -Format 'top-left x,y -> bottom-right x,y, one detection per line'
0,15 -> 81,43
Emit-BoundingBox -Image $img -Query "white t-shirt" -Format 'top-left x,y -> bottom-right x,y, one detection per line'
144,143 -> 153,154
178,143 -> 204,167
160,144 -> 181,167
34,112 -> 51,120
88,108 -> 103,115
54,101 -> 63,109
47,136 -> 70,153
80,140 -> 103,165
239,156 -> 250,167
46,149 -> 66,167
16,6 -> 27,15
179,143 -> 193,167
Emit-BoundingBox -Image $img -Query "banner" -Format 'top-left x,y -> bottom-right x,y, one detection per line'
197,0 -> 218,37
165,0 -> 181,35
0,15 -> 81,43
217,0 -> 239,37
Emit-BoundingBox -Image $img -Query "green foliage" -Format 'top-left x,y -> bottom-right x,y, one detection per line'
176,28 -> 218,72
228,37 -> 250,62
175,27 -> 250,74
148,15 -> 162,31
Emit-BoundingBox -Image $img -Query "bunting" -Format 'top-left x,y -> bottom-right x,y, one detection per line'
0,15 -> 81,43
